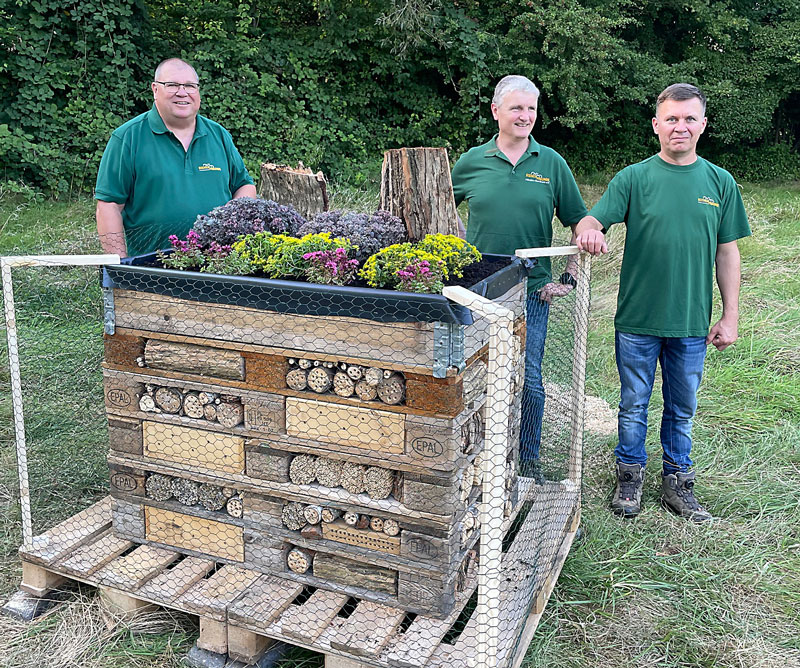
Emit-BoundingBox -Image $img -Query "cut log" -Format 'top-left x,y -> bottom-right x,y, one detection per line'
226,495 -> 243,518
321,507 -> 342,523
303,505 -> 323,525
300,524 -> 323,540
281,502 -> 307,531
379,147 -> 459,240
333,372 -> 355,397
287,547 -> 314,574
139,394 -> 158,413
364,367 -> 383,386
365,466 -> 394,500
154,386 -> 182,414
354,379 -> 378,402
340,462 -> 366,495
217,400 -> 244,428
355,514 -> 370,530
343,511 -> 359,526
198,483 -> 227,511
286,368 -> 308,391
382,519 -> 400,537
315,457 -> 344,488
144,339 -> 244,380
377,372 -> 405,405
298,358 -> 313,370
145,473 -> 173,501
182,392 -> 204,419
307,367 -> 334,393
258,162 -> 328,220
171,478 -> 200,506
289,455 -> 318,485
198,391 -> 218,405
369,517 -> 384,532
203,404 -> 218,421
346,365 -> 363,381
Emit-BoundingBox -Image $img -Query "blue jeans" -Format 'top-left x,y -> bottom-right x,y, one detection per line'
519,293 -> 550,462
614,331 -> 707,475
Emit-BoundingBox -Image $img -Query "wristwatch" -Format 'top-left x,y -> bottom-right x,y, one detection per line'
559,272 -> 577,288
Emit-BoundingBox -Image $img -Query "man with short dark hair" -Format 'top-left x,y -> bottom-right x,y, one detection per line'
95,58 -> 256,257
575,83 -> 751,522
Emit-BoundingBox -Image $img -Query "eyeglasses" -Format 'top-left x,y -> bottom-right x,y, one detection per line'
155,81 -> 200,93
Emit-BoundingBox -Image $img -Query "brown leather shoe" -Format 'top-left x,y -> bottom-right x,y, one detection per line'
661,471 -> 713,522
610,462 -> 644,518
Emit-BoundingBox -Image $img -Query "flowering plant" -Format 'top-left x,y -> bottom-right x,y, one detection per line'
157,230 -> 205,270
192,197 -> 305,249
396,259 -> 444,293
416,234 -> 481,278
303,248 -> 360,286
299,210 -> 407,262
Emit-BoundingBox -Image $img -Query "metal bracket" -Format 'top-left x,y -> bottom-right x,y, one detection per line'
102,286 -> 115,335
433,322 -> 465,378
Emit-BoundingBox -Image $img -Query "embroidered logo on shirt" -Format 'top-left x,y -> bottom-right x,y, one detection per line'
198,163 -> 222,172
525,172 -> 550,184
697,196 -> 719,208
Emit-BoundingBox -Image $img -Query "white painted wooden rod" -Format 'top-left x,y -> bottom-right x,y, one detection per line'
515,245 -> 579,258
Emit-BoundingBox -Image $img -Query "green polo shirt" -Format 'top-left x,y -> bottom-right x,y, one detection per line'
95,106 -> 254,257
451,135 -> 587,292
590,155 -> 751,337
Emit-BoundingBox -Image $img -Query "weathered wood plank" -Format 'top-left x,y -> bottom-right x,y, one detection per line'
176,564 -> 260,620
329,600 -> 405,657
57,529 -> 134,577
313,553 -> 397,596
227,574 -> 303,627
144,506 -> 244,561
144,339 -> 245,380
279,589 -> 349,643
286,398 -> 405,454
143,421 -> 244,474
20,497 -> 112,566
135,556 -> 216,604
96,544 -> 179,590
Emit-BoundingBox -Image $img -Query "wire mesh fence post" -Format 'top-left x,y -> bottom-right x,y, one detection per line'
569,252 -> 591,485
443,286 -> 514,668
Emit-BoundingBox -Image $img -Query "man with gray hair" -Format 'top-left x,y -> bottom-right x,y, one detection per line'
575,83 -> 751,521
95,58 -> 256,257
452,75 -> 587,481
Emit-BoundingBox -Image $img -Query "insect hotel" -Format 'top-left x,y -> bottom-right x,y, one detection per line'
5,150 -> 588,668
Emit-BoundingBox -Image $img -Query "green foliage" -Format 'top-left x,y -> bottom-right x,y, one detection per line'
2,0 -> 799,197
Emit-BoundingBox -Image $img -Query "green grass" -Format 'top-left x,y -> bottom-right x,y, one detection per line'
0,182 -> 799,667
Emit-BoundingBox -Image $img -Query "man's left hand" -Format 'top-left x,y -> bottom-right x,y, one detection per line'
706,317 -> 738,351
539,282 -> 573,304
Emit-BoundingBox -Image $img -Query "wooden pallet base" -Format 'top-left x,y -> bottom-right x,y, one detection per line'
10,480 -> 578,668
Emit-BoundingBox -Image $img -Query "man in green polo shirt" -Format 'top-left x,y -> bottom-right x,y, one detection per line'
575,83 -> 751,522
452,75 -> 587,481
95,58 -> 256,257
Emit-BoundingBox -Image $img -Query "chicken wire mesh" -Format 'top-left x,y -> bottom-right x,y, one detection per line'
1,248 -> 589,668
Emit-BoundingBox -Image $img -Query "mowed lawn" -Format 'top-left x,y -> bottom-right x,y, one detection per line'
0,181 -> 798,668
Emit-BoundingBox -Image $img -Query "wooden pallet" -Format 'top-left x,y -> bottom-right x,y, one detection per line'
14,480 -> 578,668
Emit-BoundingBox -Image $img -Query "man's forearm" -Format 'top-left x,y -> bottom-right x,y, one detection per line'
716,241 -> 741,322
233,184 -> 257,199
96,200 -> 128,257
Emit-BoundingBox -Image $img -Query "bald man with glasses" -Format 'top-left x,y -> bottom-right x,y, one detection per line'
95,58 -> 256,258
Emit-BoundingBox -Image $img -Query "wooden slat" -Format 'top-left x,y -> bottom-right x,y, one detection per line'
20,497 -> 112,566
329,600 -> 406,657
279,589 -> 349,644
286,398 -> 405,454
135,556 -> 216,604
227,574 -> 304,628
143,421 -> 245,474
176,565 -> 260,620
96,544 -> 178,590
57,529 -> 134,577
144,506 -> 244,562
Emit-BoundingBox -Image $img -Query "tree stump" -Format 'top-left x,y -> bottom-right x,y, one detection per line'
182,392 -> 204,419
377,372 -> 405,405
340,462 -> 367,495
145,473 -> 173,501
258,163 -> 328,220
354,380 -> 378,401
171,478 -> 201,506
289,455 -> 318,485
365,466 -> 394,500
287,547 -> 314,574
286,368 -> 308,391
282,502 -> 307,531
380,147 -> 460,240
333,372 -> 355,397
307,367 -> 334,393
199,483 -> 227,511
154,386 -> 182,414
315,458 -> 344,488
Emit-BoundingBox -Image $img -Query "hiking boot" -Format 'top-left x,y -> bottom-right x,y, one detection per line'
661,471 -> 713,523
610,462 -> 644,518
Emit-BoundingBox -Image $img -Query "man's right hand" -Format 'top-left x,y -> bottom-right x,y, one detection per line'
574,215 -> 608,255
